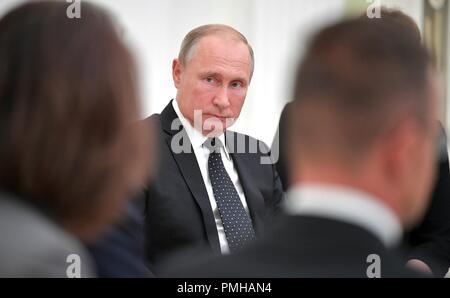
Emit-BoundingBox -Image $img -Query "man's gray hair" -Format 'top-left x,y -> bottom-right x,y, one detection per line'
178,24 -> 254,79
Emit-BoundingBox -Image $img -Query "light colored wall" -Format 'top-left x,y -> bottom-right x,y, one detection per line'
83,0 -> 345,145
3,1 -> 433,145
0,0 -> 347,144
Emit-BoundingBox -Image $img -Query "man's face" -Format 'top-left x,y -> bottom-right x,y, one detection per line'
172,34 -> 252,136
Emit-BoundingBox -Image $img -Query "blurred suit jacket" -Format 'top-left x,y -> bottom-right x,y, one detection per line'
273,102 -> 450,277
143,100 -> 284,272
168,214 -> 423,278
85,193 -> 153,278
0,193 -> 94,277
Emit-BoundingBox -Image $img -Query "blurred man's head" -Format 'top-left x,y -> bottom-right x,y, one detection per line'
0,1 -> 151,239
289,17 -> 439,228
172,24 -> 254,136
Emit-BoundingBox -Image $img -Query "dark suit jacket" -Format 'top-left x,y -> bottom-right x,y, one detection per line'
144,100 -> 284,273
168,215 -> 423,277
273,102 -> 450,276
406,131 -> 450,277
85,192 -> 153,278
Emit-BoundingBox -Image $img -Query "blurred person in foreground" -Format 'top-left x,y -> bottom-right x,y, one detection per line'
273,8 -> 450,277
168,16 -> 439,277
0,1 -> 150,277
373,9 -> 450,277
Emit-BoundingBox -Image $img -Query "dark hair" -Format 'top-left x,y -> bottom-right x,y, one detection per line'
0,1 -> 151,238
291,17 -> 431,161
361,7 -> 421,42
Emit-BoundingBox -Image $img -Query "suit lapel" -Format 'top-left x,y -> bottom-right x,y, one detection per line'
160,101 -> 221,253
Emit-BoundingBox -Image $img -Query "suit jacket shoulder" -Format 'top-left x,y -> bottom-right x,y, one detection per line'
168,215 -> 424,278
0,194 -> 94,277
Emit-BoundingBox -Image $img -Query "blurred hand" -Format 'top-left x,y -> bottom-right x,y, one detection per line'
406,259 -> 433,275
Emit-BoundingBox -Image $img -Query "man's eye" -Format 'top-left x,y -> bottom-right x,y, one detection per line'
231,81 -> 243,88
205,77 -> 215,83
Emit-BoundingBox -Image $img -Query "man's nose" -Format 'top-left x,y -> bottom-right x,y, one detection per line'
213,86 -> 230,109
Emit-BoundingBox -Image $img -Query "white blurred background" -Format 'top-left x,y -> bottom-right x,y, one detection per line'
0,0 -> 436,145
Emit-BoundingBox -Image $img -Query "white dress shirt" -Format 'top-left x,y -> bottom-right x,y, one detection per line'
172,99 -> 250,254
284,184 -> 403,248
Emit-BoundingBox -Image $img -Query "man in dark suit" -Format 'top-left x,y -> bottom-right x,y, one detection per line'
143,24 -> 283,273
273,8 -> 450,277
274,102 -> 450,277
169,16 -> 438,277
405,129 -> 450,276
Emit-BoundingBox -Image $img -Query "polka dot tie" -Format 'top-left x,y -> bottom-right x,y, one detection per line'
205,137 -> 256,253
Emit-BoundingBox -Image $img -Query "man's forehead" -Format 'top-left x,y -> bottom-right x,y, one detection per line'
189,34 -> 251,63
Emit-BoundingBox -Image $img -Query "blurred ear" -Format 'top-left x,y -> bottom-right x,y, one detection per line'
382,118 -> 420,189
172,59 -> 183,89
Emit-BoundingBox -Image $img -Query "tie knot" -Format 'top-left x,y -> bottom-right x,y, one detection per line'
204,137 -> 222,153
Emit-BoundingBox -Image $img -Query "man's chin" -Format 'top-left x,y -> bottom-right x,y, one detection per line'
201,119 -> 232,137
203,128 -> 226,138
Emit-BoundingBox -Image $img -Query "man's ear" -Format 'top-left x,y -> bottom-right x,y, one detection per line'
383,119 -> 419,188
172,59 -> 182,89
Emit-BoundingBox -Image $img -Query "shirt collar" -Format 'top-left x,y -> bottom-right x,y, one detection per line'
284,183 -> 403,248
172,99 -> 230,160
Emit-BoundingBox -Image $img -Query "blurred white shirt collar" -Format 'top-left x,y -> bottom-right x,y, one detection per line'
285,184 -> 402,248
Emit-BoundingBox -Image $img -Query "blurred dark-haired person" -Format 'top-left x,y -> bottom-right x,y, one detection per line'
273,8 -> 450,277
375,8 -> 450,277
169,16 -> 439,277
0,1 -> 150,277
